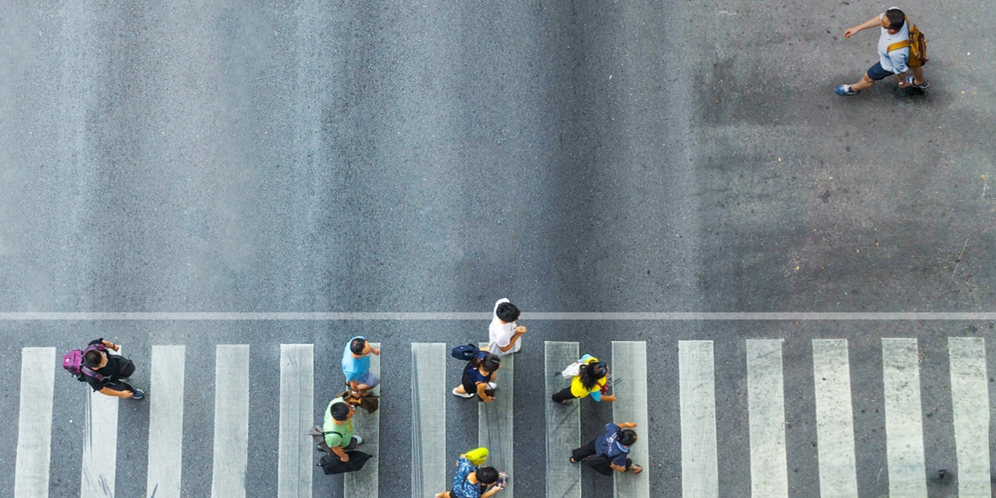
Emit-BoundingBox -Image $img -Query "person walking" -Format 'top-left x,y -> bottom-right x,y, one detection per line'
322,397 -> 364,462
486,299 -> 525,356
452,351 -> 501,402
835,7 -> 928,96
342,336 -> 380,396
435,453 -> 505,498
571,422 -> 643,475
65,338 -> 145,400
552,354 -> 615,404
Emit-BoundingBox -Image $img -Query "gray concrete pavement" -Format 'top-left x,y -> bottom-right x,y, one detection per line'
1,0 -> 994,497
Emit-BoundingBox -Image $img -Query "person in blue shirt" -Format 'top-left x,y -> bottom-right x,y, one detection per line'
570,422 -> 643,475
342,336 -> 380,396
435,454 -> 504,498
835,7 -> 928,96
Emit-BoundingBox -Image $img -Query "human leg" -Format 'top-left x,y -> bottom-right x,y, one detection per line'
356,371 -> 380,391
850,72 -> 876,91
435,492 -> 452,498
570,438 -> 599,463
552,386 -> 577,403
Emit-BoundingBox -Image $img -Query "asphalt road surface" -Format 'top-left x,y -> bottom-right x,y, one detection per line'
1,1 -> 994,497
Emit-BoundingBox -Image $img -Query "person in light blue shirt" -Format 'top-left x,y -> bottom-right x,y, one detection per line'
835,7 -> 928,96
342,336 -> 380,395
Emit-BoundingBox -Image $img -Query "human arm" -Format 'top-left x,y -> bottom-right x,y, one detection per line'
100,340 -> 120,352
844,15 -> 883,38
476,382 -> 495,402
331,444 -> 350,462
610,462 -> 643,473
497,326 -> 526,352
617,422 -> 637,429
98,387 -> 133,398
482,484 -> 503,497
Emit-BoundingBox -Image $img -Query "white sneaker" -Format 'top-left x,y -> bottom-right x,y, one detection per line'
353,435 -> 363,446
452,387 -> 474,399
486,382 -> 498,390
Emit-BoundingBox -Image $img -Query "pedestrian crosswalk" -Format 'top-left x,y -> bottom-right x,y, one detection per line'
8,337 -> 995,497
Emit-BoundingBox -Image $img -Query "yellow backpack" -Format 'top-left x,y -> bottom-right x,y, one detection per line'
887,17 -> 929,67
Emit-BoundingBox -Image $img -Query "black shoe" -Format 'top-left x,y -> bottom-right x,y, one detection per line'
130,389 -> 146,400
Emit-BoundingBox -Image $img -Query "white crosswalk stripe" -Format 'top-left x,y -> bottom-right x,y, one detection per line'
345,342 -> 381,497
277,344 -> 314,498
211,345 -> 250,498
613,341 -> 650,497
948,337 -> 991,498
680,340 -> 718,498
479,342 -> 514,497
14,347 -> 56,498
882,338 -> 927,498
411,343 -> 447,498
81,347 -> 121,498
812,339 -> 858,498
148,345 -> 185,498
746,339 -> 788,498
544,341 -> 581,498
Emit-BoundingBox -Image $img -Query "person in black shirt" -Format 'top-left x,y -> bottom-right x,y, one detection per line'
83,338 -> 145,400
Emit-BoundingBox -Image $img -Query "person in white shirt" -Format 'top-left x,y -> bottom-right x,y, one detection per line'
486,299 -> 525,356
835,7 -> 928,96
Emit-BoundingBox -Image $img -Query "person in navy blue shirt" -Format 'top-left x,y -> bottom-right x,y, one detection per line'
570,422 -> 643,474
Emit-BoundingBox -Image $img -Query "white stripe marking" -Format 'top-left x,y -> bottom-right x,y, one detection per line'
345,342 -> 380,497
948,337 -> 991,498
81,347 -> 121,498
14,347 -> 56,498
613,341 -> 650,498
882,338 -> 927,498
148,345 -> 185,498
479,342 -> 514,497
277,344 -> 314,498
679,340 -> 718,498
812,339 -> 858,498
211,345 -> 250,498
2,312 -> 996,321
545,342 -> 581,498
746,340 -> 788,498
411,343 -> 447,498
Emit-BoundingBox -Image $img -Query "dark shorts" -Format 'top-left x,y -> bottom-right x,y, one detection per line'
866,62 -> 896,81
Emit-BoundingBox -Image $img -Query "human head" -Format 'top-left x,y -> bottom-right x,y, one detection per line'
330,401 -> 353,422
476,466 -> 499,485
579,361 -> 608,389
481,354 -> 501,373
495,302 -> 520,323
618,429 -> 638,446
350,338 -> 369,357
884,9 -> 905,31
84,350 -> 105,369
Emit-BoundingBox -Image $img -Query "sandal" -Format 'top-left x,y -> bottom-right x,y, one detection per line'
630,464 -> 643,474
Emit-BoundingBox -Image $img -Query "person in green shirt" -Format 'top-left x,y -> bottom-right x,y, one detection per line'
323,397 -> 364,462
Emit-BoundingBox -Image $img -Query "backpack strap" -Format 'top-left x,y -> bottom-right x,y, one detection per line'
79,345 -> 107,382
887,40 -> 910,52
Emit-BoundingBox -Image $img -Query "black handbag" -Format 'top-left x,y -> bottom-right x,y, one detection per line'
317,450 -> 372,475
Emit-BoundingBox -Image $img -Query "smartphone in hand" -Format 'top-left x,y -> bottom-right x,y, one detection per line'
496,472 -> 508,488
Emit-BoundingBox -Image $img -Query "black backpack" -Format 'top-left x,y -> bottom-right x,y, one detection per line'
450,344 -> 479,361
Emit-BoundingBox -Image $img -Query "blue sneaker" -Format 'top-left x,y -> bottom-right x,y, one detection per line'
130,389 -> 146,400
834,84 -> 858,96
905,74 -> 929,88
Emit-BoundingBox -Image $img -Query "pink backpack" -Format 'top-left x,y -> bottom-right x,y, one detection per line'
62,344 -> 106,382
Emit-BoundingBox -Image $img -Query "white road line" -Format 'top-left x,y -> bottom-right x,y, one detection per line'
345,342 -> 380,498
948,337 -> 991,498
411,343 -> 447,498
148,345 -> 186,498
479,343 -> 514,497
613,341 -> 650,498
545,341 -> 581,498
882,338 -> 927,498
81,347 -> 121,498
812,339 -> 858,498
746,340 -> 788,498
2,312 -> 996,321
211,345 -> 250,498
679,340 -> 718,498
14,347 -> 56,498
277,344 -> 314,498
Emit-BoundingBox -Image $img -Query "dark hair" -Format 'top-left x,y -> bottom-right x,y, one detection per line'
350,338 -> 366,356
579,361 -> 607,390
495,302 -> 520,323
480,354 -> 501,373
330,402 -> 351,421
885,9 -> 905,30
618,429 -> 637,446
476,466 -> 499,485
84,350 -> 104,369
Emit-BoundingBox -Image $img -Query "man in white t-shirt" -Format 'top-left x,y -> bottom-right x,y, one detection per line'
486,298 -> 525,356
835,7 -> 928,96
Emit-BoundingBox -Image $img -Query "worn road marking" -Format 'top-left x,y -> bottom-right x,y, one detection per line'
746,340 -> 788,498
412,343 -> 446,498
613,341 -> 650,498
948,337 -> 991,498
211,345 -> 250,498
81,347 -> 121,498
277,344 -> 314,498
14,347 -> 56,498
882,338 -> 927,498
680,340 -> 717,498
3,312 -> 996,321
478,343 -> 514,497
148,345 -> 185,498
345,343 -> 380,497
812,339 -> 858,498
545,341 -> 581,498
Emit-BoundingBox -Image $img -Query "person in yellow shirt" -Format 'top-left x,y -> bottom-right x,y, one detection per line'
551,355 -> 616,403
